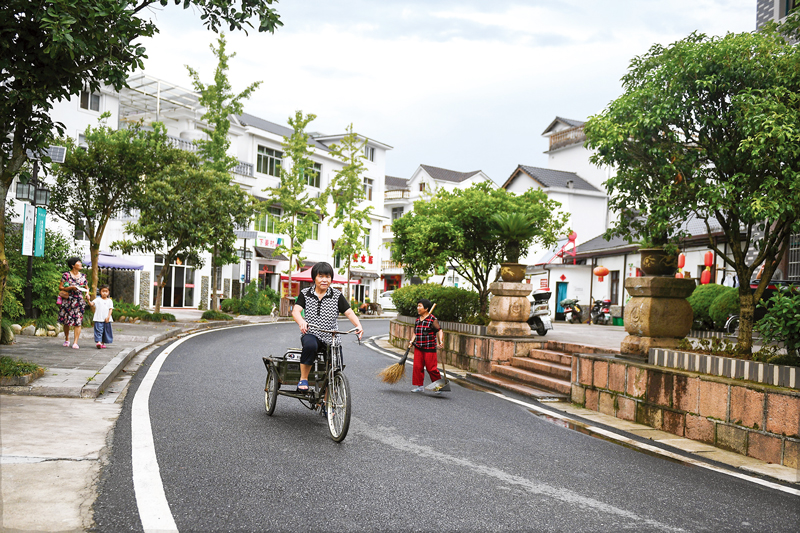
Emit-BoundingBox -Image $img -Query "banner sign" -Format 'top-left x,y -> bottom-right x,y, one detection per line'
21,204 -> 35,256
245,260 -> 251,284
34,207 -> 46,257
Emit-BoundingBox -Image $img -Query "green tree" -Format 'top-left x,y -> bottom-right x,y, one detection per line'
326,125 -> 373,297
49,118 -> 173,297
584,15 -> 800,353
113,150 -> 223,313
0,0 -> 282,324
187,33 -> 260,311
261,111 -> 328,296
392,182 -> 566,314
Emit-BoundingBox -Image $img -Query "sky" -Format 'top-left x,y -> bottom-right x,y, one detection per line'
136,0 -> 755,184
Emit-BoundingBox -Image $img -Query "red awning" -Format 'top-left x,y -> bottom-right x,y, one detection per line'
280,266 -> 358,284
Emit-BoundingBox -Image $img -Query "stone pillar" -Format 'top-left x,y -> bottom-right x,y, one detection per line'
486,282 -> 532,337
139,271 -> 151,310
199,275 -> 210,310
621,277 -> 695,358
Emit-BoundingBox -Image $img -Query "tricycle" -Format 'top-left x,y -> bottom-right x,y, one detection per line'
262,325 -> 360,442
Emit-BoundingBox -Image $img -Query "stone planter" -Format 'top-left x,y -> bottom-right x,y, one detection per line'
499,263 -> 526,283
621,276 -> 696,358
487,281 -> 532,337
639,248 -> 679,276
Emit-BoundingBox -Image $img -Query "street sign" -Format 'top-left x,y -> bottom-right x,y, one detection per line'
21,204 -> 35,256
34,207 -> 46,257
245,260 -> 251,284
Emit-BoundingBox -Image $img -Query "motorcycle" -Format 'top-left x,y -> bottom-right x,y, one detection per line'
559,298 -> 583,324
590,298 -> 612,325
527,289 -> 554,336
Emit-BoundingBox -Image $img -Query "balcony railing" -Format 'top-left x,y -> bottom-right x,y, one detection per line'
382,224 -> 394,235
382,260 -> 403,271
167,134 -> 254,177
549,126 -> 586,152
385,189 -> 410,200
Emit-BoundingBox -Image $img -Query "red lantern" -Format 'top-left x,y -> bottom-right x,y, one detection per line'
593,265 -> 609,282
568,231 -> 577,243
700,269 -> 711,285
677,253 -> 686,269
704,251 -> 713,267
675,272 -> 684,278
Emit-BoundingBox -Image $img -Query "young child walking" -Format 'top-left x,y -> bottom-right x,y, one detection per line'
88,284 -> 114,349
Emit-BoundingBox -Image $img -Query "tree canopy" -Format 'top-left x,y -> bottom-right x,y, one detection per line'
391,182 -> 567,314
584,15 -> 800,352
0,0 -> 282,321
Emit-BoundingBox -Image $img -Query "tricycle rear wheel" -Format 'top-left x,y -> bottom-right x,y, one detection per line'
326,371 -> 351,442
264,365 -> 278,416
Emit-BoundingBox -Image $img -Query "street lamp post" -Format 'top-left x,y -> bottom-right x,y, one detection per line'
16,146 -> 63,318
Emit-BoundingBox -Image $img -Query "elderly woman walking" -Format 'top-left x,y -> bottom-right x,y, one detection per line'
58,257 -> 88,349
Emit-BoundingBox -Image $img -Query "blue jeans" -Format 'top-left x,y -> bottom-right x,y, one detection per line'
93,322 -> 113,344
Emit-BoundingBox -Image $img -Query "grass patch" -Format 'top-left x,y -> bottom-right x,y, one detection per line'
0,356 -> 42,377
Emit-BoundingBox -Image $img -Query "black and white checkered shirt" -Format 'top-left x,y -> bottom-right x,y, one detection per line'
295,286 -> 350,346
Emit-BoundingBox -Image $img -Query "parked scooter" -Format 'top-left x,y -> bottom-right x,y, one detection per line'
590,298 -> 612,325
527,289 -> 554,336
559,298 -> 583,324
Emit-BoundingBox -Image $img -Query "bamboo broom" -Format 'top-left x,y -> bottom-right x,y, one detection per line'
378,303 -> 435,384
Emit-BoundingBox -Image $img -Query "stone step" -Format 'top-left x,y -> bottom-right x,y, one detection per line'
491,364 -> 572,395
510,357 -> 572,381
468,373 -> 568,400
526,348 -> 573,366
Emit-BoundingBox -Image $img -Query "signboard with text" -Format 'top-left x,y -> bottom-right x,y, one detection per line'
34,207 -> 46,257
21,204 -> 35,256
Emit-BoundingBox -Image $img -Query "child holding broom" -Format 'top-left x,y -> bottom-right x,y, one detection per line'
408,298 -> 444,393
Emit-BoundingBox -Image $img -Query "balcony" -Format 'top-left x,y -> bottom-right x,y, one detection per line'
382,224 -> 394,239
167,134 -> 254,177
233,161 -> 254,177
382,260 -> 404,273
548,126 -> 586,152
385,189 -> 410,201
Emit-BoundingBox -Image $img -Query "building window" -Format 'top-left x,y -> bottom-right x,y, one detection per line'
391,207 -> 404,220
255,206 -> 281,233
298,214 -> 319,240
419,182 -> 425,192
74,218 -> 88,241
334,253 -> 342,269
788,232 -> 800,282
80,91 -> 100,112
256,146 -> 282,177
363,231 -> 370,250
363,178 -> 373,201
610,270 -> 620,305
364,145 -> 375,161
303,162 -> 321,188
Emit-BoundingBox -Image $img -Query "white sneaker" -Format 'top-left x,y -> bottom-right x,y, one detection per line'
411,386 -> 424,393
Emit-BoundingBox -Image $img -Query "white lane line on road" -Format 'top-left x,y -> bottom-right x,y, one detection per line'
490,393 -> 800,497
351,418 -> 686,532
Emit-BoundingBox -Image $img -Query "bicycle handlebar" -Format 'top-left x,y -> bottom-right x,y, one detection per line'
307,324 -> 362,344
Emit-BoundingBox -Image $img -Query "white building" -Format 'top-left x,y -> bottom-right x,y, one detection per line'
13,73 -> 392,310
381,164 -> 496,291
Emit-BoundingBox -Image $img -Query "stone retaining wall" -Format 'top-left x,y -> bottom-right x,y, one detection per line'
572,354 -> 800,468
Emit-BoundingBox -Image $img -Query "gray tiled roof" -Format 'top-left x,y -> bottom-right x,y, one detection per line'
517,165 -> 599,192
541,116 -> 586,135
420,164 -> 482,183
237,113 -> 330,152
385,176 -> 408,190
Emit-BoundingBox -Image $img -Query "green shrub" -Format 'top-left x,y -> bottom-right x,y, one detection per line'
202,310 -> 233,320
708,287 -> 740,329
755,286 -> 800,364
220,298 -> 242,314
687,283 -> 728,330
0,356 -> 41,377
392,283 -> 480,323
235,282 -> 278,315
143,312 -> 176,322
1,318 -> 14,345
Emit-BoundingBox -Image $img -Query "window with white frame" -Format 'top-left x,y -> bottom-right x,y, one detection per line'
80,91 -> 100,112
391,207 -> 404,220
255,206 -> 281,233
363,178 -> 373,201
364,145 -> 375,161
303,162 -> 322,188
256,146 -> 282,177
298,214 -> 319,240
363,230 -> 370,250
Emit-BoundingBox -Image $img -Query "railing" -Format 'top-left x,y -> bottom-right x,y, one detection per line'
549,126 -> 586,151
233,161 -> 254,177
382,224 -> 394,235
395,314 -> 487,336
382,260 -> 403,271
167,135 -> 253,177
385,189 -> 410,200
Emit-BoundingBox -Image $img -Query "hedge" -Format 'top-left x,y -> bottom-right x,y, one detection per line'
687,283 -> 728,330
392,284 -> 480,322
708,286 -> 740,329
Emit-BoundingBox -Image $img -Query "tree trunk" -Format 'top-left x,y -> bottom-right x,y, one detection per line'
211,246 -> 218,311
155,264 -> 170,314
90,244 -> 100,299
0,179 -> 9,326
737,288 -> 756,354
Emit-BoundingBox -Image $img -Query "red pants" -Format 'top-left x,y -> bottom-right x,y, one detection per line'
412,348 -> 441,386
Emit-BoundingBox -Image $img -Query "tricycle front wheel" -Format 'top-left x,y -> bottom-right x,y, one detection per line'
264,365 -> 278,416
326,371 -> 351,442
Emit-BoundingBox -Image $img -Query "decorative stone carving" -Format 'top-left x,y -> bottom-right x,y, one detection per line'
139,271 -> 151,310
621,277 -> 695,358
487,282 -> 532,337
199,276 -> 210,310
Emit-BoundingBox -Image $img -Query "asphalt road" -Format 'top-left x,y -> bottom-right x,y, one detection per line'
93,319 -> 800,532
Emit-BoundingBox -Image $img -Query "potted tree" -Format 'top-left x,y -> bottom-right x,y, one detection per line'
492,212 -> 538,282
